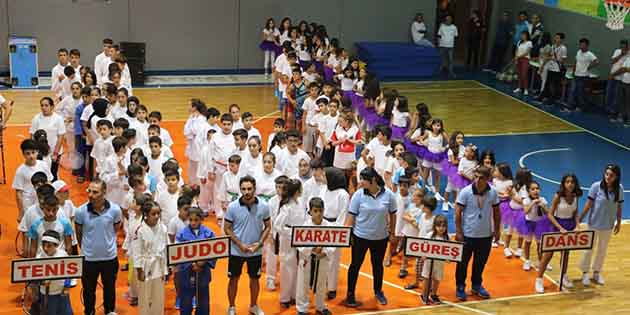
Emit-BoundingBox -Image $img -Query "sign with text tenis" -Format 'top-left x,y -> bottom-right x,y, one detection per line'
12,256 -> 84,283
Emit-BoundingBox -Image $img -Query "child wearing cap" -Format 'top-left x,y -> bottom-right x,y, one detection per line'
36,230 -> 74,315
53,179 -> 79,287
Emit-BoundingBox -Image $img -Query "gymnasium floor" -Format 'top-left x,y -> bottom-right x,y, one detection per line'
0,79 -> 628,315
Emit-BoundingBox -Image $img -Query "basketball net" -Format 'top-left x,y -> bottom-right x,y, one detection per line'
605,0 -> 630,30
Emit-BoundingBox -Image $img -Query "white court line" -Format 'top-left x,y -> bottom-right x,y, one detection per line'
468,130 -> 584,137
253,110 -> 280,123
518,147 -> 630,192
339,263 -> 496,315
474,81 -> 630,152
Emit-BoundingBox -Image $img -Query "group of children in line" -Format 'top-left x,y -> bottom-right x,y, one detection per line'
10,23 -> 624,315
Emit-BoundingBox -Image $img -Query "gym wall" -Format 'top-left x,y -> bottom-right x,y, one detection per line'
0,0 -> 436,73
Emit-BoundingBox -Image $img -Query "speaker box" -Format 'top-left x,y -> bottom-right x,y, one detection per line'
120,42 -> 146,63
127,60 -> 145,86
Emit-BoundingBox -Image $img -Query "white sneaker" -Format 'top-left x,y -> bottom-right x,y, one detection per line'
249,305 -> 265,315
228,306 -> 236,315
513,88 -> 522,94
106,313 -> 118,315
593,273 -> 605,285
492,241 -> 499,248
266,278 -> 276,291
547,264 -> 553,271
535,277 -> 544,293
582,273 -> 591,286
503,247 -> 513,258
70,279 -> 78,287
514,248 -> 523,257
561,275 -> 574,289
524,90 -> 529,96
498,240 -> 505,246
523,260 -> 531,271
442,202 -> 449,212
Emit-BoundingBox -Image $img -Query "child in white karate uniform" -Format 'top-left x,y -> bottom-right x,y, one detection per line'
262,175 -> 287,291
132,201 -> 169,315
218,155 -> 243,226
183,99 -> 207,185
197,128 -> 217,214
210,114 -> 237,220
274,179 -> 306,307
90,120 -> 114,175
296,197 -> 334,315
155,171 -> 182,228
99,136 -> 129,206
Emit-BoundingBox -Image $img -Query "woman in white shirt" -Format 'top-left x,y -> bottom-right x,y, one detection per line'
30,97 -> 66,180
513,31 -> 533,96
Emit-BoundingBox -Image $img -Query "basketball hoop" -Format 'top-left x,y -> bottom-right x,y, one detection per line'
605,0 -> 630,30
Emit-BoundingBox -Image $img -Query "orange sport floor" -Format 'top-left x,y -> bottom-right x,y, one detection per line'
0,119 -> 555,315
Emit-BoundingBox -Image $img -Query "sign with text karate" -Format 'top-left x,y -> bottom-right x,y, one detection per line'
167,236 -> 231,266
404,237 -> 464,262
541,230 -> 594,252
12,256 -> 84,283
291,226 -> 352,247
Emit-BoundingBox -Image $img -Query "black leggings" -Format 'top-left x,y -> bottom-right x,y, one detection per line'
347,235 -> 388,297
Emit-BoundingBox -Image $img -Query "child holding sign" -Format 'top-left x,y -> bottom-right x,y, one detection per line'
296,197 -> 334,315
420,214 -> 449,305
176,207 -> 218,315
535,174 -> 582,292
36,230 -> 73,315
132,201 -> 169,315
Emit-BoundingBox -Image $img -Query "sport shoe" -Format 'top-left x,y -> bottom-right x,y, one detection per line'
561,275 -> 574,289
228,306 -> 236,315
315,309 -> 332,315
375,291 -> 388,305
398,270 -> 408,278
106,313 -> 118,315
582,273 -> 591,286
69,279 -> 78,287
266,278 -> 276,291
523,260 -> 531,271
442,202 -> 449,212
420,293 -> 430,304
535,277 -> 544,293
471,286 -> 490,299
175,297 -> 181,310
593,273 -> 605,285
524,90 -> 529,96
344,296 -> 362,308
249,305 -> 265,315
456,285 -> 467,301
326,290 -> 337,300
430,294 -> 442,304
492,241 -> 499,248
513,88 -> 522,94
514,248 -> 523,257
503,247 -> 513,258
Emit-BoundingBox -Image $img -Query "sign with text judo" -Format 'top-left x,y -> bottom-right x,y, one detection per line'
12,256 -> 84,283
541,230 -> 595,252
404,237 -> 464,262
167,236 -> 231,266
291,226 -> 352,247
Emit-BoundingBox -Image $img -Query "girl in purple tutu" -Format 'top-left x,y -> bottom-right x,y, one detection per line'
420,119 -> 448,193
441,131 -> 465,212
260,18 -> 281,78
516,181 -> 548,272
535,174 -> 582,293
338,67 -> 356,101
456,144 -> 479,186
493,163 -> 513,246
391,96 -> 411,141
503,167 -> 532,258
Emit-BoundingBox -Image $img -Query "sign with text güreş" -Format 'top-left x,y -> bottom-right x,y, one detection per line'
541,230 -> 594,252
12,256 -> 84,283
404,237 -> 464,262
167,236 -> 230,266
291,226 -> 352,247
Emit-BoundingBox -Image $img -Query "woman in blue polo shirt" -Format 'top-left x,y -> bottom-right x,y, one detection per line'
344,167 -> 397,307
579,164 -> 624,286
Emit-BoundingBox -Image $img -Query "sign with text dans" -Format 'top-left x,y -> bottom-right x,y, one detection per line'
167,236 -> 231,266
404,237 -> 464,262
291,226 -> 352,247
541,230 -> 595,252
12,256 -> 84,283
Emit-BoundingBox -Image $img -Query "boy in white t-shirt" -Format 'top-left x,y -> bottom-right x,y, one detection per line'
312,97 -> 329,158
607,40 -> 629,122
302,83 -> 321,157
411,13 -> 433,47
437,15 -> 458,78
156,170 -> 182,228
361,125 -> 392,177
566,38 -> 599,112
90,119 -> 114,176
242,112 -> 261,140
147,136 -> 169,181
148,111 -> 173,147
13,140 -> 53,220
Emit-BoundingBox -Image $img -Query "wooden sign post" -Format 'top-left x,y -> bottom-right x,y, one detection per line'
540,230 -> 595,291
404,237 -> 464,303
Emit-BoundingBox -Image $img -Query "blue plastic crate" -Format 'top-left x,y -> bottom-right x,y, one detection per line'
9,36 -> 39,88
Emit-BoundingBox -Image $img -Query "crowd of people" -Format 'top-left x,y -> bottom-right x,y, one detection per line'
7,13 -> 626,315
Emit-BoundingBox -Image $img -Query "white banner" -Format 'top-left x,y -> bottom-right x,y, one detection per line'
167,236 -> 231,266
291,226 -> 352,247
12,256 -> 84,283
404,237 -> 464,262
541,230 -> 595,252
